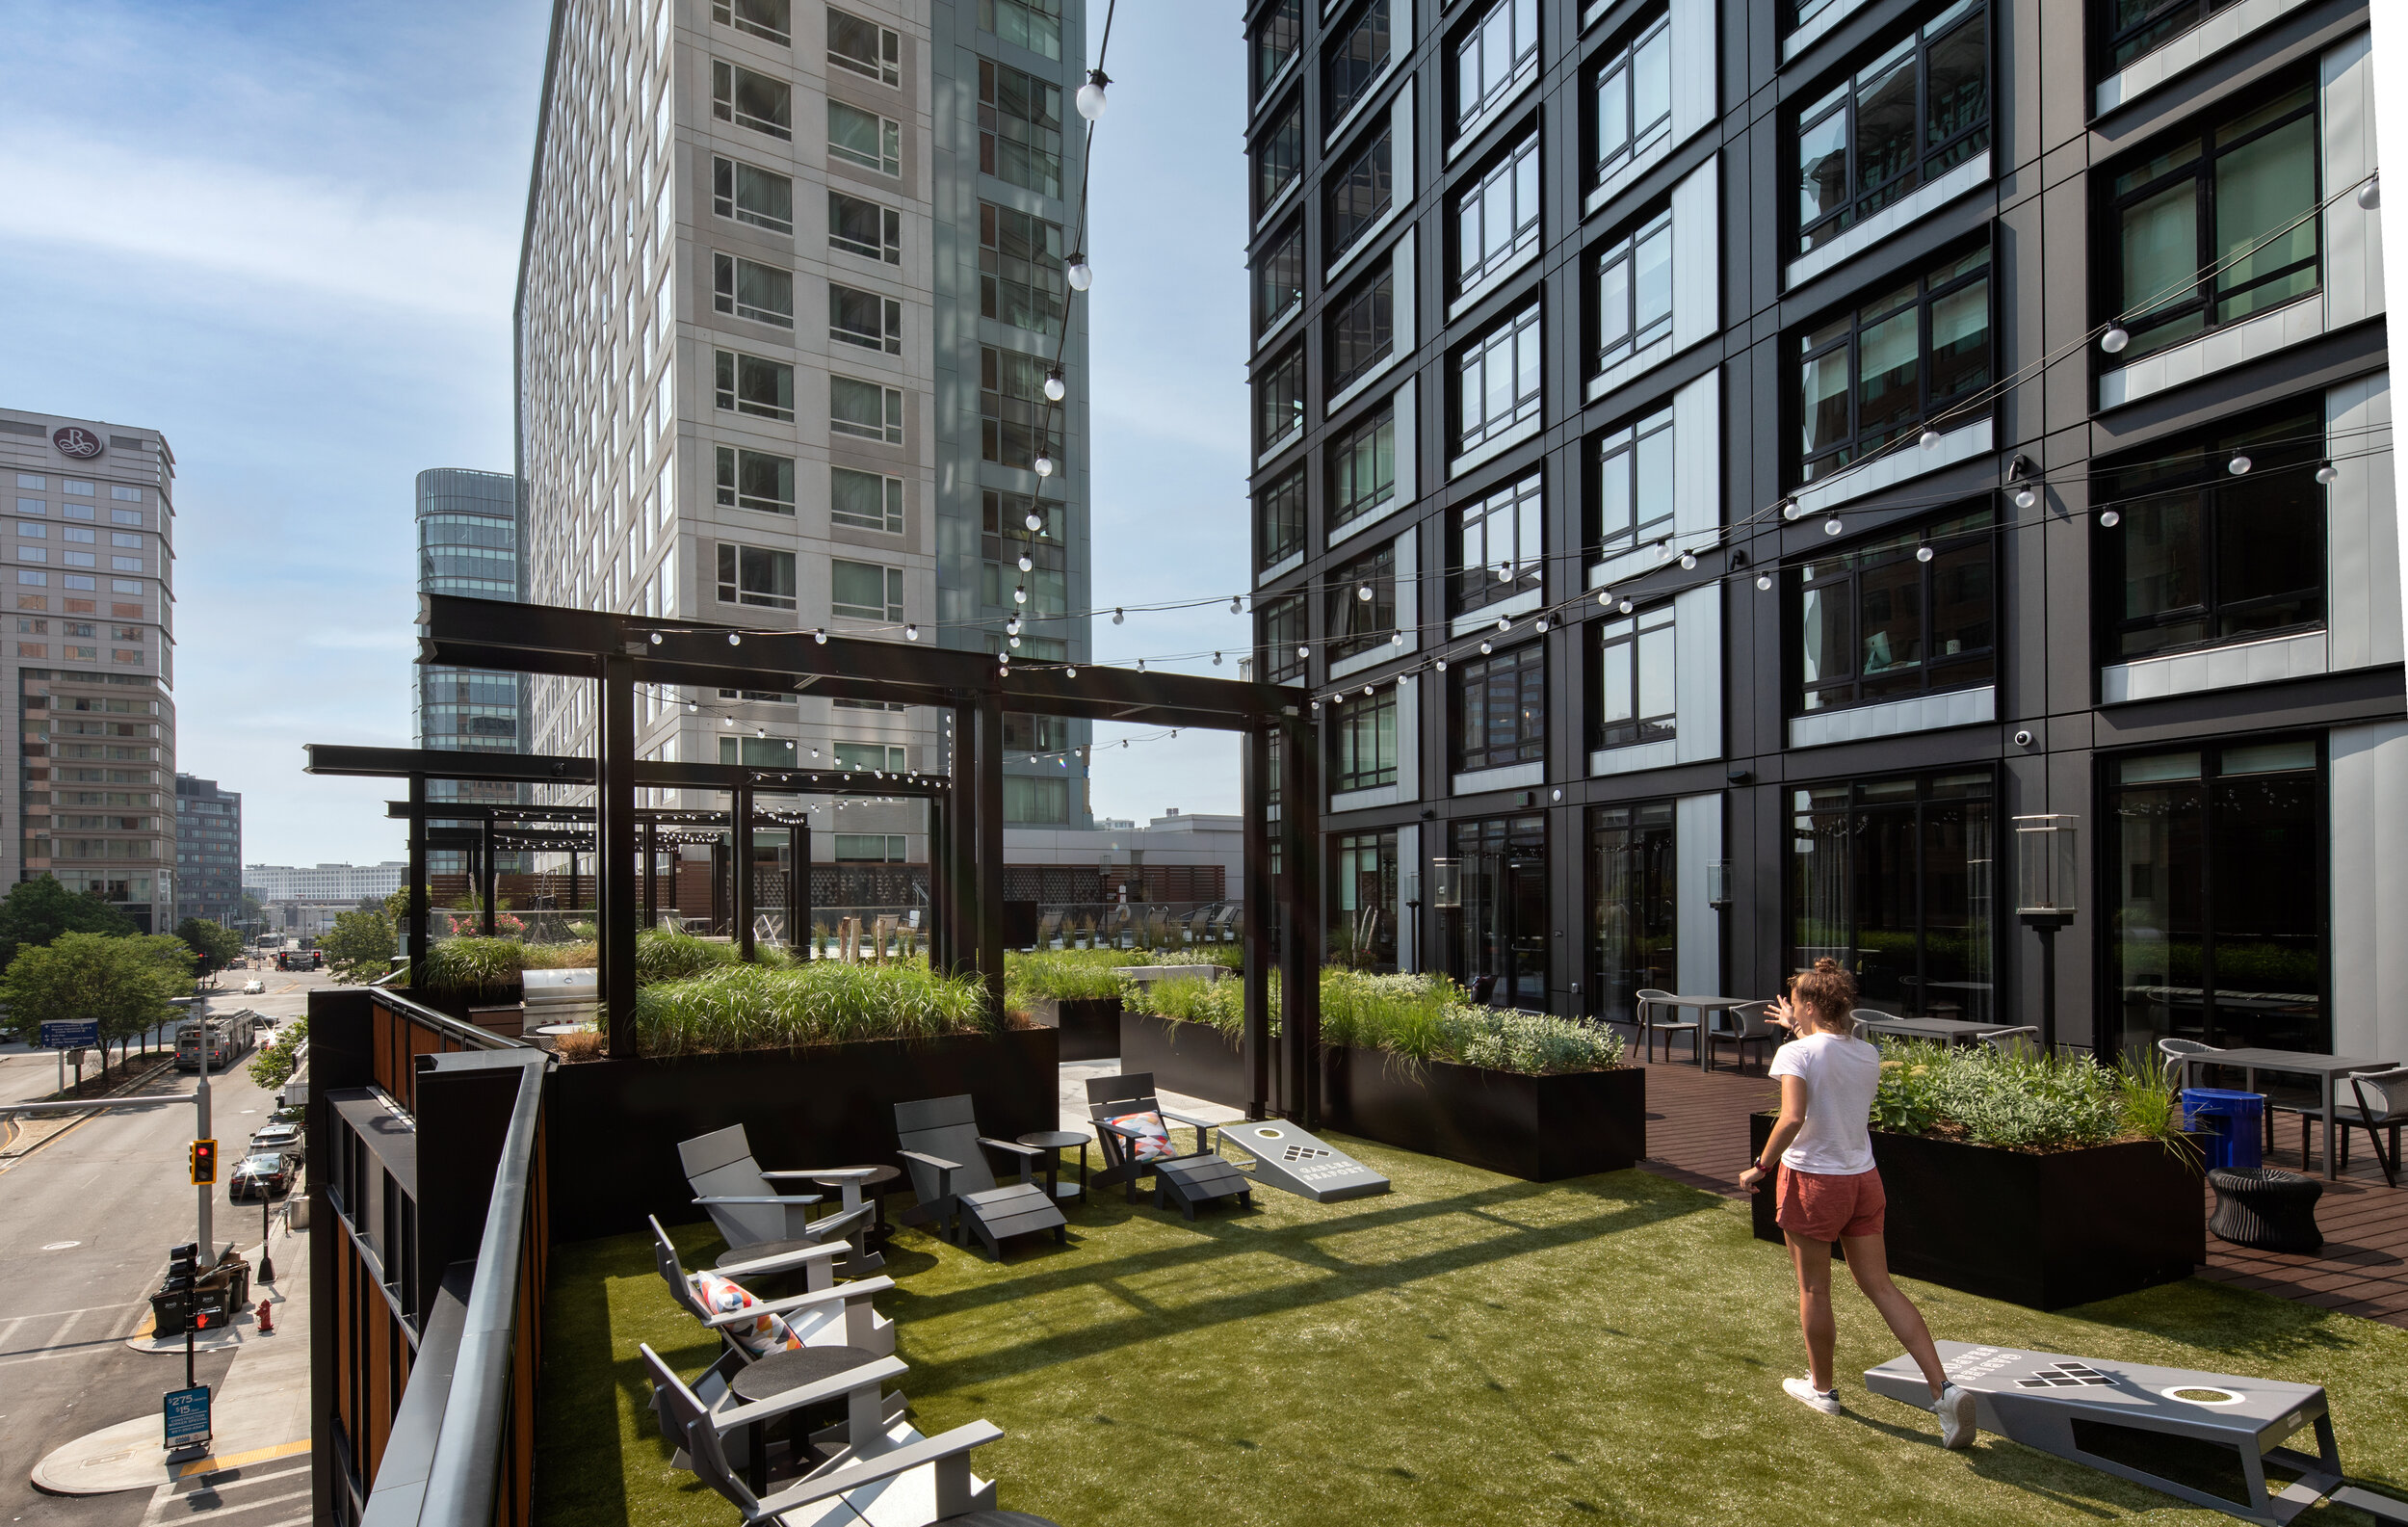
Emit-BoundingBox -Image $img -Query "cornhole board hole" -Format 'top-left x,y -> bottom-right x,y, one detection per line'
1867,1341 -> 2346,1525
1223,1120 -> 1391,1203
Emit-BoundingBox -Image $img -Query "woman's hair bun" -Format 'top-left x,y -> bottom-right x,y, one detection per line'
1813,957 -> 1841,974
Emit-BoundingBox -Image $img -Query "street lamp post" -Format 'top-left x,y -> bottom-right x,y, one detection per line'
2012,815 -> 2080,1057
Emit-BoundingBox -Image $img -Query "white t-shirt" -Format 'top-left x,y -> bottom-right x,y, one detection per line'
1767,1030 -> 1882,1175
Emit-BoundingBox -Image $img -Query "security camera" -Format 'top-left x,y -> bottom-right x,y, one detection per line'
2013,729 -> 2034,748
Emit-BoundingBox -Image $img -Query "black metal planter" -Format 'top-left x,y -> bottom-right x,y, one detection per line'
1028,996 -> 1122,1063
1328,1049 -> 1646,1181
1118,1012 -> 1250,1106
1748,1115 -> 2206,1310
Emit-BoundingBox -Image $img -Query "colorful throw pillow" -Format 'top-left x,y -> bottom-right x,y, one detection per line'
1105,1110 -> 1175,1163
689,1270 -> 802,1356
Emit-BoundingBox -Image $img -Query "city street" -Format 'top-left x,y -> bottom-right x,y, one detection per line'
0,968 -> 331,1523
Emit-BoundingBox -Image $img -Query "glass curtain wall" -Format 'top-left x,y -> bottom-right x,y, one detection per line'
1790,771 -> 1995,1021
1452,814 -> 1547,1007
1334,830 -> 1400,971
1590,802 -> 1675,1023
2107,738 -> 2325,1057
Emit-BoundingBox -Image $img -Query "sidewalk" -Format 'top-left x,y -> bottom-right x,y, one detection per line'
32,1208 -> 311,1495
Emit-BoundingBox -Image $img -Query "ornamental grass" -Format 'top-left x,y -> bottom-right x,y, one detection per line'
1005,948 -> 1155,1004
1871,1039 -> 2199,1157
630,960 -> 993,1058
413,935 -> 529,994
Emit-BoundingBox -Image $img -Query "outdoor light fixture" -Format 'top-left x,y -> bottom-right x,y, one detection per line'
1756,573 -> 1773,590
1358,584 -> 1374,601
2099,509 -> 2122,527
904,622 -> 919,640
1231,594 -> 1243,613
1916,544 -> 1934,563
2101,325 -> 2131,354
1025,511 -> 1043,532
2317,461 -> 2341,484
1043,368 -> 1066,402
1495,616 -> 1510,632
1112,607 -> 1125,624
1535,617 -> 1549,633
1479,641 -> 1492,655
1362,685 -> 1374,698
1706,859 -> 1733,910
1138,658 -> 1145,671
1013,586 -> 1029,604
2358,173 -> 2379,210
1436,657 -> 1448,671
2228,454 -> 2252,475
1065,665 -> 1078,678
2016,485 -> 2037,510
1077,67 -> 1111,119
1296,645 -> 1309,658
1391,631 -> 1404,645
1066,252 -> 1093,290
1213,651 -> 1222,664
1008,635 -> 1021,648
1429,856 -> 1462,909
728,632 -> 743,645
648,632 -> 662,645
814,628 -> 827,644
1018,554 -> 1033,571
1779,497 -> 1799,520
1034,453 -> 1056,477
1007,616 -> 1022,635
1618,598 -> 1635,614
1823,515 -> 1845,536
1496,564 -> 1512,582
1680,551 -> 1696,568
810,748 -> 820,758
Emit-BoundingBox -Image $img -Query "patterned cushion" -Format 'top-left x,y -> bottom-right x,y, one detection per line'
1105,1110 -> 1175,1162
689,1270 -> 803,1356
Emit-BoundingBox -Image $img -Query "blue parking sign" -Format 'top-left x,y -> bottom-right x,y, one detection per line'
40,1020 -> 99,1050
163,1385 -> 211,1450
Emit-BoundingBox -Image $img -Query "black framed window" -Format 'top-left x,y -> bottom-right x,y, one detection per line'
1596,603 -> 1675,749
1796,507 -> 1994,713
2099,402 -> 2323,661
716,542 -> 798,609
827,8 -> 899,84
1791,770 -> 1995,1023
1329,402 -> 1396,528
1458,302 -> 1542,454
2104,80 -> 2318,363
715,156 -> 795,233
1334,830 -> 1400,971
716,349 -> 795,421
1454,135 -> 1539,296
1327,126 -> 1394,261
1453,471 -> 1541,615
1450,814 -> 1546,1007
1325,541 -> 1397,660
1263,592 -> 1307,681
1590,801 -> 1674,1023
981,347 -> 1059,467
1251,0 -> 1301,102
980,0 -> 1060,61
1455,642 -> 1543,771
1797,246 -> 1989,483
714,61 -> 793,139
979,60 -> 1063,197
1256,345 -> 1305,453
1794,1 -> 1989,255
1256,221 -> 1305,335
1453,0 -> 1538,135
980,201 -> 1065,334
1255,96 -> 1304,217
716,446 -> 797,514
1595,404 -> 1673,561
1591,13 -> 1669,187
1327,266 -> 1395,393
714,252 -> 796,328
1331,687 -> 1399,791
829,465 -> 902,532
2101,0 -> 2245,74
829,282 -> 902,354
1594,207 -> 1671,374
831,191 -> 902,263
1325,0 -> 1392,132
1258,465 -> 1306,568
2106,738 -> 2325,1058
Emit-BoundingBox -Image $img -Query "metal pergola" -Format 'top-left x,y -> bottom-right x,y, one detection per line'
308,593 -> 1326,1124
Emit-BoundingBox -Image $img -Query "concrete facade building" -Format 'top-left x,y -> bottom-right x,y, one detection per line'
0,408 -> 178,933
173,773 -> 244,927
413,467 -> 531,874
1248,0 -> 2403,1061
512,0 -> 1098,856
244,861 -> 411,905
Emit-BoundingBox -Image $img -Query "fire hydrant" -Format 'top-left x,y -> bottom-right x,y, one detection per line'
257,1299 -> 275,1335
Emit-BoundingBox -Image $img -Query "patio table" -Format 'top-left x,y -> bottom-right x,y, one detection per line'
1642,995 -> 1763,1071
727,1342 -> 880,1491
2177,1048 -> 2400,1182
1857,1015 -> 2022,1047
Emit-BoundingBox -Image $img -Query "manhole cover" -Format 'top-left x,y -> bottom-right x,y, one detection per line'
40,1240 -> 80,1251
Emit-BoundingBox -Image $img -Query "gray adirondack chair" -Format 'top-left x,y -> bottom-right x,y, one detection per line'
679,1124 -> 882,1275
893,1095 -> 1065,1258
641,1339 -> 912,1513
1086,1072 -> 1252,1220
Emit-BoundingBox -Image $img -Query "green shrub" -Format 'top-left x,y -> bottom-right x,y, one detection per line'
1435,1007 -> 1624,1075
636,927 -> 742,985
1870,1039 -> 2194,1156
1125,973 -> 1256,1036
248,1015 -> 310,1090
632,961 -> 994,1056
416,935 -> 528,994
1007,947 -> 1151,1004
522,940 -> 598,970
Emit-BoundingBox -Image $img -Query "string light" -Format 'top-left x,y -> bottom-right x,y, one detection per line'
1296,645 -> 1309,659
1479,641 -> 1492,655
1025,511 -> 1043,532
1065,666 -> 1078,678
1390,631 -> 1403,645
1435,657 -> 1448,671
1043,368 -> 1066,403
904,622 -> 919,640
1918,428 -> 1942,450
2316,461 -> 2340,484
1357,584 -> 1374,601
1008,634 -> 1022,647
1822,515 -> 1845,537
1679,552 -> 1696,569
2227,454 -> 2252,475
2101,326 -> 2131,354
2099,509 -> 2122,527
1112,607 -> 1125,624
813,628 -> 827,645
1018,554 -> 1033,571
1065,251 -> 1093,291
1779,497 -> 1800,520
1755,573 -> 1773,591
1230,594 -> 1243,614
1013,586 -> 1029,605
1597,589 -> 1613,606
648,631 -> 662,645
1007,616 -> 1022,635
1618,598 -> 1634,614
1495,616 -> 1510,632
728,632 -> 743,645
2356,173 -> 2378,210
1076,66 -> 1111,120
1034,453 -> 1056,477
1535,617 -> 1549,633
1915,544 -> 1934,563
1213,651 -> 1222,664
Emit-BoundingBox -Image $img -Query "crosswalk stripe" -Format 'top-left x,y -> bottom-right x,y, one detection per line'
0,1315 -> 28,1352
144,1484 -> 311,1524
0,1298 -> 147,1323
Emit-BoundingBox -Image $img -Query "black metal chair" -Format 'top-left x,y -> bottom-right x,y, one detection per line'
1086,1072 -> 1253,1220
893,1095 -> 1065,1258
2340,1068 -> 2407,1187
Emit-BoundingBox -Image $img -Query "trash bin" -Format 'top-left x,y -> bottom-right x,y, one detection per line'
149,1288 -> 192,1338
2181,1088 -> 2265,1171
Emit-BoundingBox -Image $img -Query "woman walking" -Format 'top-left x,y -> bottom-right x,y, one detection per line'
1739,960 -> 1976,1446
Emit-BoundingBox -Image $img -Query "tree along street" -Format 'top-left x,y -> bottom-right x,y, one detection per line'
0,968 -> 329,1525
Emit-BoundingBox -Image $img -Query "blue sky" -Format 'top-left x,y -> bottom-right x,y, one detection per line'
0,0 -> 1252,864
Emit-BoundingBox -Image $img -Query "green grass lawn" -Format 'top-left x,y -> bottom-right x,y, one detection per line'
535,1132 -> 2408,1526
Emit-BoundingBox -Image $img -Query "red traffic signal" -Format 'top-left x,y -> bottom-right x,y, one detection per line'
189,1139 -> 219,1186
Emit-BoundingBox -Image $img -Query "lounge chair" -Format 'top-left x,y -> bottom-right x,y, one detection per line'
641,1340 -> 923,1518
893,1095 -> 1066,1259
680,1124 -> 883,1275
1086,1072 -> 1252,1221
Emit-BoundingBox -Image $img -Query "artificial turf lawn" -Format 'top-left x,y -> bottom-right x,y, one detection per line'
533,1131 -> 2408,1527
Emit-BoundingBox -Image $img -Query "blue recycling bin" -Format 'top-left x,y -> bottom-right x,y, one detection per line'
2181,1088 -> 2265,1172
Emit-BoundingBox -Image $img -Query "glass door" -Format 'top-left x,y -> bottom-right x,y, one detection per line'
1590,802 -> 1675,1022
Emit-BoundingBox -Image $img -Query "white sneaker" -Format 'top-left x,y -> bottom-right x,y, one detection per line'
1784,1377 -> 1842,1414
1936,1382 -> 1976,1449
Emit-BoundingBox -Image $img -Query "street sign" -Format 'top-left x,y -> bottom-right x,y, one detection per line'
163,1384 -> 211,1451
39,1020 -> 98,1050
189,1139 -> 219,1186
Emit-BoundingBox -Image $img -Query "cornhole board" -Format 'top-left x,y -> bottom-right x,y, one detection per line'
1221,1120 -> 1391,1203
1867,1341 -> 2348,1525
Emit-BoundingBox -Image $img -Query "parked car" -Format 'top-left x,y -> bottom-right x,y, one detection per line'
250,1120 -> 302,1162
228,1152 -> 295,1200
241,978 -> 265,995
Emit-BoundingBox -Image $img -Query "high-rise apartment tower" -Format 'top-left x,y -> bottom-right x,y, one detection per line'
174,773 -> 244,927
413,468 -> 531,873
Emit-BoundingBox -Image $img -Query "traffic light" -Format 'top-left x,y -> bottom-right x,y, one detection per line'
164,1242 -> 198,1294
189,1139 -> 218,1186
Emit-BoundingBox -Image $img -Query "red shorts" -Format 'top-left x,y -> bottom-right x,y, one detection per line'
1775,1165 -> 1887,1241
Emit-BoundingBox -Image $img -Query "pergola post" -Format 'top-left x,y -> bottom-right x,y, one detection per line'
946,702 -> 978,982
734,781 -> 756,961
406,772 -> 428,979
643,817 -> 659,931
599,654 -> 639,1060
480,816 -> 498,936
789,820 -> 809,955
926,794 -> 949,974
975,692 -> 1006,1019
1277,712 -> 1322,1129
1243,723 -> 1272,1120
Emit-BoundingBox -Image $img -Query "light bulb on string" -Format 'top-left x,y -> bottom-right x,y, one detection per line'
1008,635 -> 1021,648
1597,589 -> 1613,606
1138,658 -> 1145,671
1495,564 -> 1511,582
1065,666 -> 1078,678
1007,616 -> 1022,635
1296,645 -> 1309,659
1755,573 -> 1773,591
648,631 -> 662,645
2099,509 -> 2122,527
1823,515 -> 1844,537
1213,651 -> 1223,665
1018,554 -> 1033,572
904,622 -> 919,640
1618,598 -> 1634,614
1779,497 -> 1800,520
1495,616 -> 1510,633
1034,453 -> 1056,478
1013,586 -> 1028,605
728,632 -> 743,645
2228,454 -> 2252,475
1535,617 -> 1549,633
754,727 -> 766,738
2358,174 -> 2379,210
1391,631 -> 1403,646
2015,486 -> 2036,511
2101,325 -> 2131,354
814,628 -> 828,645
1076,67 -> 1110,120
1435,657 -> 1448,671
1362,685 -> 1374,698
2316,461 -> 2340,484
1112,607 -> 1125,624
1679,552 -> 1697,569
1043,368 -> 1066,403
1479,641 -> 1493,655
1915,544 -> 1934,564
1065,252 -> 1092,291
1919,428 -> 1942,450
1231,594 -> 1243,614
1357,584 -> 1374,601
1025,511 -> 1043,532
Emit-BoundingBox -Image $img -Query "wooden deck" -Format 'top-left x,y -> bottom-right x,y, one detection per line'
1623,1047 -> 2408,1329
